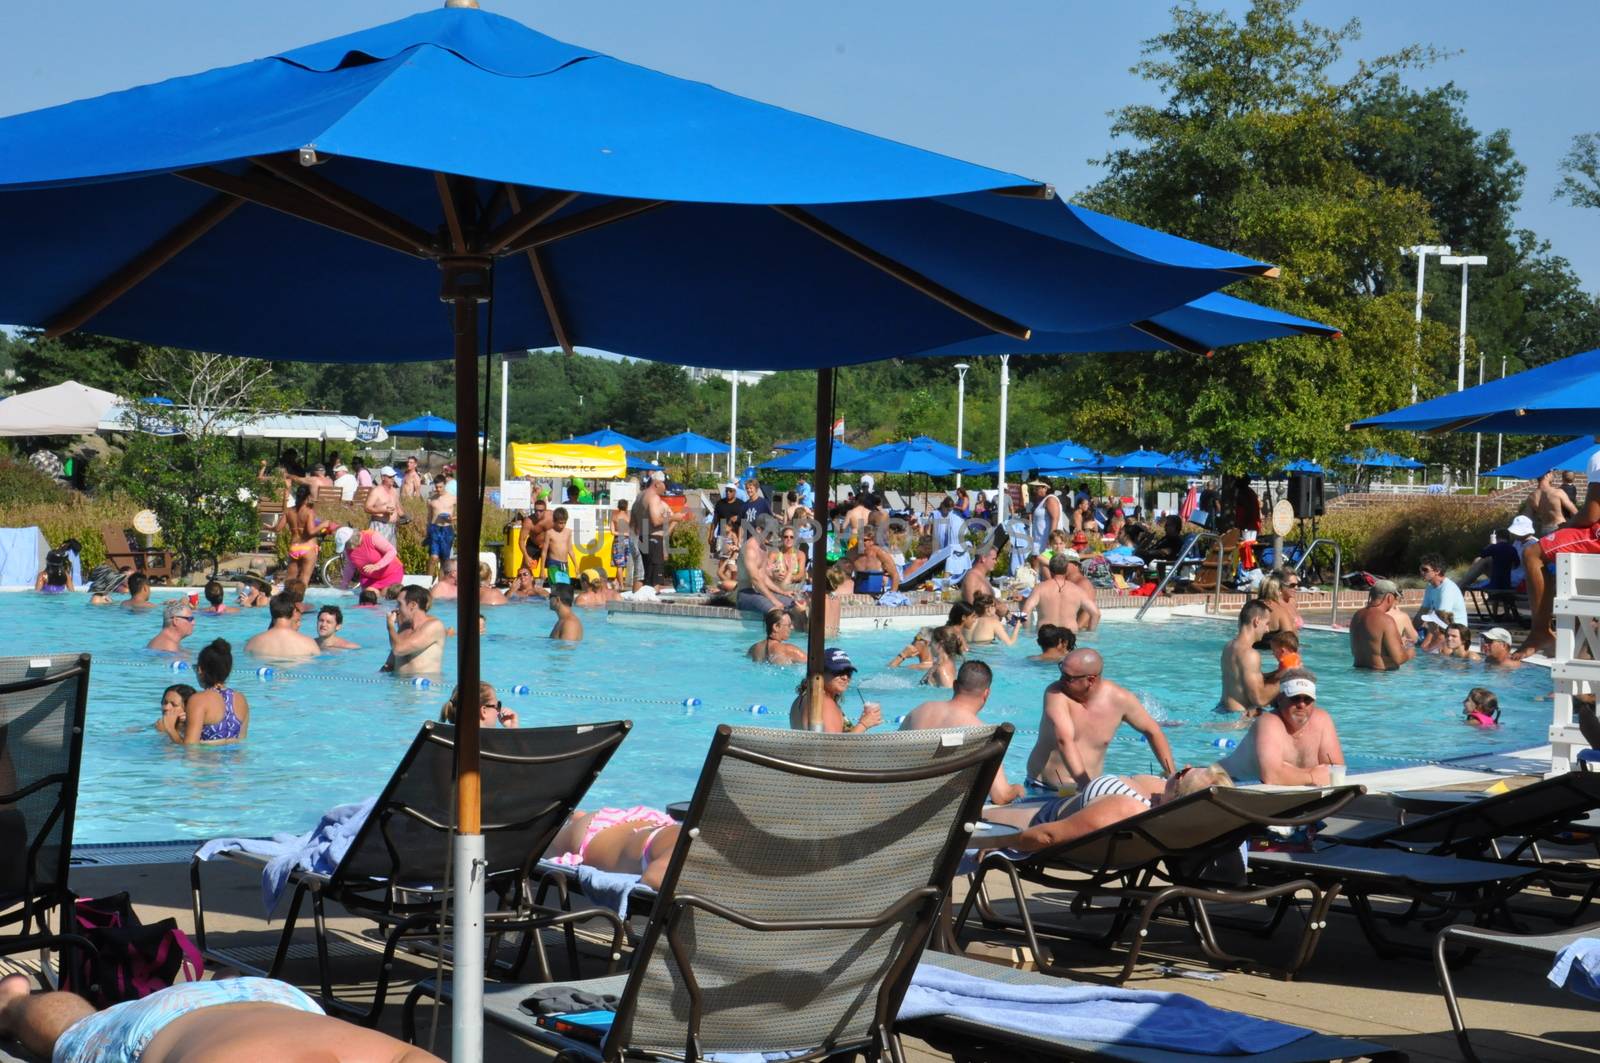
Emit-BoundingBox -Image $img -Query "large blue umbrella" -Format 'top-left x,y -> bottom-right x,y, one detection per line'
902,435 -> 970,459
568,427 -> 650,451
1353,348 -> 1600,435
835,445 -> 973,476
0,9 -> 1280,1049
1341,448 -> 1425,470
1079,449 -> 1186,476
386,411 -> 456,437
1487,436 -> 1600,479
969,445 -> 1087,475
758,441 -> 865,470
1282,458 -> 1326,474
1037,438 -> 1097,461
644,430 -> 730,455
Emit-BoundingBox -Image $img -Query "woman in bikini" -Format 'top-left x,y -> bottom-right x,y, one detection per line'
159,639 -> 249,745
285,485 -> 336,587
546,807 -> 680,889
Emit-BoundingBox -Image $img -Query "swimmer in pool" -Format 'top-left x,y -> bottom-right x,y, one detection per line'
1219,601 -> 1278,715
315,605 -> 360,650
153,683 -> 196,741
1463,687 -> 1500,728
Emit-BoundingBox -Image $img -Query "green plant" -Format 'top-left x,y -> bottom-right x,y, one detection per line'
1300,498 -> 1515,578
667,521 -> 705,572
0,497 -> 121,567
0,458 -> 71,505
116,429 -> 258,578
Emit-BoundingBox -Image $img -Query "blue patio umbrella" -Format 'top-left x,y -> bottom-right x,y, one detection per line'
0,8 -> 1284,1048
772,438 -> 813,452
1353,347 -> 1600,435
625,455 -> 662,472
1341,449 -> 1425,470
1079,449 -> 1186,476
1037,439 -> 1097,461
1487,436 -> 1600,479
643,430 -> 730,455
903,435 -> 971,459
758,441 -> 865,471
835,445 -> 972,476
568,427 -> 650,451
1282,458 -> 1326,474
386,411 -> 456,437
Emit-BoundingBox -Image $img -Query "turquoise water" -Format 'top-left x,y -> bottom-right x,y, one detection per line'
0,592 -> 1552,843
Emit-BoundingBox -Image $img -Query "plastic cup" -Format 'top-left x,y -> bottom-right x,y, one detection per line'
1328,764 -> 1347,786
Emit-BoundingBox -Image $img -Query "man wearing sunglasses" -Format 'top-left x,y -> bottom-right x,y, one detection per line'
146,597 -> 196,653
1218,670 -> 1346,786
1025,648 -> 1175,792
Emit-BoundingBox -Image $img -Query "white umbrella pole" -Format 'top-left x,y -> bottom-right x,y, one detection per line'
996,354 -> 1010,522
729,372 -> 739,479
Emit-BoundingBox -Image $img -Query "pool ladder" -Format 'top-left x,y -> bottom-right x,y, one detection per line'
1135,532 -> 1225,621
1292,538 -> 1344,629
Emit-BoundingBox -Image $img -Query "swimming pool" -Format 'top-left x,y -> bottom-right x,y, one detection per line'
0,592 -> 1552,843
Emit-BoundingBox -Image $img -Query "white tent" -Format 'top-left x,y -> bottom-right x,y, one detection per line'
0,380 -> 121,436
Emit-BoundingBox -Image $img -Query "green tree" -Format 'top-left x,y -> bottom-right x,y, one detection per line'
1067,0 -> 1454,473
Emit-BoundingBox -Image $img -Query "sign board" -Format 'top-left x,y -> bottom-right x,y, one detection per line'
498,479 -> 532,510
1270,499 -> 1295,537
354,418 -> 384,443
509,442 -> 627,479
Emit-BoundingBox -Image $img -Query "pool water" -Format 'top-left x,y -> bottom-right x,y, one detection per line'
0,592 -> 1552,843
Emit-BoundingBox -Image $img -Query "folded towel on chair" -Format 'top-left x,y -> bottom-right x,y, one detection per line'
1549,937 -> 1600,1003
900,961 -> 1309,1053
196,796 -> 376,914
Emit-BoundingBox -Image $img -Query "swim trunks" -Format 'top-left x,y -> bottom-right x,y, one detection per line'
1537,523 -> 1600,558
736,589 -> 793,613
548,566 -> 571,586
427,523 -> 454,558
52,977 -> 322,1062
853,570 -> 887,595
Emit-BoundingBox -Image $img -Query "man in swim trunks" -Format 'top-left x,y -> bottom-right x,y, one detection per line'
1480,626 -> 1523,668
382,586 -> 446,674
1021,552 -> 1100,634
1517,443 -> 1600,658
1218,669 -> 1345,785
146,598 -> 196,653
549,583 -> 584,641
519,498 -> 554,581
961,545 -> 997,605
245,594 -> 321,658
400,455 -> 424,498
425,474 -> 455,580
900,660 -> 1023,804
1528,469 -> 1577,535
849,536 -> 899,596
1025,648 -> 1175,791
363,466 -> 401,547
748,607 -> 807,663
737,522 -> 804,620
541,506 -> 575,586
0,972 -> 444,1063
123,573 -> 154,610
1349,580 -> 1414,671
1219,600 -> 1279,715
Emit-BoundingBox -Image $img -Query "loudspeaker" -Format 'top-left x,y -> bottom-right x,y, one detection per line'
1288,472 -> 1324,518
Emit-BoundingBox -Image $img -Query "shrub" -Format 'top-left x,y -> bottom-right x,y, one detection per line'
0,497 -> 134,568
0,459 -> 72,506
667,521 -> 705,572
1302,498 -> 1514,579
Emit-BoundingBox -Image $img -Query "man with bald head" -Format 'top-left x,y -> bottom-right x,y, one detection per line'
1026,648 -> 1176,792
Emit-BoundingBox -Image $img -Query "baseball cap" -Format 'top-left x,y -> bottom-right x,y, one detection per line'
822,647 -> 856,675
1370,578 -> 1399,596
379,465 -> 397,479
1482,627 -> 1513,644
1025,479 -> 1050,489
1419,611 -> 1446,628
334,526 -> 357,552
1280,677 -> 1317,700
1507,514 -> 1535,538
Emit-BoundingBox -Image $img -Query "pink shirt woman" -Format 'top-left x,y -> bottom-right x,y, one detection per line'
342,528 -> 404,591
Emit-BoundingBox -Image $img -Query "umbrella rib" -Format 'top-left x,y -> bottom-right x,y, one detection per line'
500,198 -> 666,255
1131,319 -> 1212,357
250,154 -> 437,253
43,193 -> 244,338
771,205 -> 1031,341
506,187 -> 575,355
178,167 -> 426,258
481,189 -> 580,254
435,173 -> 467,253
991,183 -> 1057,200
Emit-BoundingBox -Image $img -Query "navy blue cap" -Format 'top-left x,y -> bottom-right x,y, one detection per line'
823,647 -> 856,675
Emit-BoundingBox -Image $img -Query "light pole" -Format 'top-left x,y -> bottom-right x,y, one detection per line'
996,354 -> 1010,522
1439,254 -> 1487,392
1401,245 -> 1452,403
1474,353 -> 1484,492
498,350 -> 530,488
953,362 -> 970,488
728,370 -> 738,480
1496,354 -> 1506,470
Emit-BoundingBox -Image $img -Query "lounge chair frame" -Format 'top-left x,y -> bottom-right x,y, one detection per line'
957,786 -> 1362,982
190,718 -> 631,1024
1433,920 -> 1600,1063
0,655 -> 96,992
403,723 -> 1013,1062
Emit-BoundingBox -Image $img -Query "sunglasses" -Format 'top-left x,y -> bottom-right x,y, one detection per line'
1060,671 -> 1099,683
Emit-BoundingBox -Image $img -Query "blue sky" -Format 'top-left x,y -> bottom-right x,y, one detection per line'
5,1 -> 1598,289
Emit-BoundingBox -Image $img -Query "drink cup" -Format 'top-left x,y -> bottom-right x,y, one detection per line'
1328,764 -> 1347,786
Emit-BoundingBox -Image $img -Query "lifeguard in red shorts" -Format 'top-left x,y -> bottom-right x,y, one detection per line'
1516,444 -> 1600,658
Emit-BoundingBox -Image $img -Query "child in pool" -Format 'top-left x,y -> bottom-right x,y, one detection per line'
1463,687 -> 1500,728
1267,629 -> 1302,675
154,683 -> 196,740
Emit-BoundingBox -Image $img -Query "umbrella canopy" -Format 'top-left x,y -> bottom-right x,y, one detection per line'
1352,347 -> 1600,435
626,455 -> 663,472
385,411 -> 456,437
916,290 -> 1339,359
772,438 -> 813,452
0,379 -> 121,436
567,427 -> 650,451
1281,458 -> 1326,475
643,430 -> 730,455
1487,436 -> 1600,479
835,445 -> 971,476
1078,449 -> 1187,476
1341,448 -> 1424,470
902,435 -> 970,459
758,441 -> 865,470
1036,438 -> 1097,461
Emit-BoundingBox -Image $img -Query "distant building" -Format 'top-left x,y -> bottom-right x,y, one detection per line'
686,367 -> 772,387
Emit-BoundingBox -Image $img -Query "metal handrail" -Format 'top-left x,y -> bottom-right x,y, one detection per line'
1293,538 -> 1344,628
1136,532 -> 1219,621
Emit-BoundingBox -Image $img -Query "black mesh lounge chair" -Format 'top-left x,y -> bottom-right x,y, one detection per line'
0,654 -> 95,991
956,785 -> 1364,982
1433,920 -> 1600,1063
1322,773 -> 1600,922
190,718 -> 631,1024
401,723 -> 1013,1062
903,949 -> 1407,1063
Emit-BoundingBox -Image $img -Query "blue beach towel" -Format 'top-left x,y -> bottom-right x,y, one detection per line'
196,796 -> 376,914
899,961 -> 1309,1053
0,527 -> 46,588
1549,937 -> 1600,1003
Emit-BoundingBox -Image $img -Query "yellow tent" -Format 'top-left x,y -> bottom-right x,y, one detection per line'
508,442 -> 626,479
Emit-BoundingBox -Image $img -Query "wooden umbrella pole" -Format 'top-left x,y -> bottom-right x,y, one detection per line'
805,367 -> 835,730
